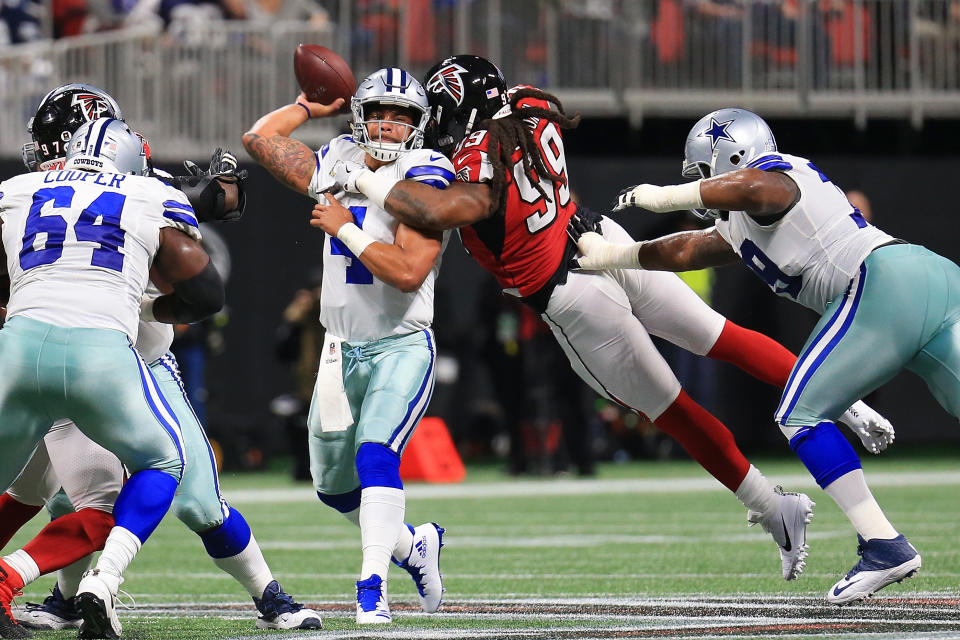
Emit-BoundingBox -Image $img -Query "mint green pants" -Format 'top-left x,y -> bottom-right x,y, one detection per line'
0,317 -> 184,491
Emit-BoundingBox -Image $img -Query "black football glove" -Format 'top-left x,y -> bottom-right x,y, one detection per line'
179,148 -> 248,223
566,210 -> 603,270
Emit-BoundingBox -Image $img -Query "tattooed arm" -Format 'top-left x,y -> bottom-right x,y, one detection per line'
241,93 -> 344,195
637,227 -> 740,271
381,180 -> 495,231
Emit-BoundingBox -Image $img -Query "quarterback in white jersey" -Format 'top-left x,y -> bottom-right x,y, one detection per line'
307,133 -> 449,341
0,117 -> 225,638
244,67 -> 448,624
570,107 -> 958,605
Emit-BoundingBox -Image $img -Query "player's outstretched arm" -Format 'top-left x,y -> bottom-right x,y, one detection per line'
242,93 -> 344,195
570,221 -> 738,272
384,180 -> 494,230
145,228 -> 225,324
614,168 -> 798,218
311,193 -> 442,292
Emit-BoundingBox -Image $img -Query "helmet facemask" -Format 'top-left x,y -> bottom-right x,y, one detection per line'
350,68 -> 430,163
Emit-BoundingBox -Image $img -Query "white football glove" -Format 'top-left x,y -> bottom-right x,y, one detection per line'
838,400 -> 895,454
329,159 -> 367,193
613,181 -> 704,213
572,232 -> 643,271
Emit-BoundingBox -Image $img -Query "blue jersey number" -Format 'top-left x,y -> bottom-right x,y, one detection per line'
329,206 -> 373,285
808,161 -> 867,229
739,239 -> 802,300
20,186 -> 127,273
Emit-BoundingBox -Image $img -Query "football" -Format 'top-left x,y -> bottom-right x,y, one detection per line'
294,44 -> 356,112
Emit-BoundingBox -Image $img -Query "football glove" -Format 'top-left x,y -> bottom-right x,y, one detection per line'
184,147 -> 248,184
329,159 -> 367,193
612,181 -> 703,213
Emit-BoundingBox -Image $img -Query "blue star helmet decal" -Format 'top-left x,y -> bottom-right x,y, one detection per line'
701,117 -> 735,150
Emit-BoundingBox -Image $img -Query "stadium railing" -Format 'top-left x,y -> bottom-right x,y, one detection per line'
1,0 -> 959,160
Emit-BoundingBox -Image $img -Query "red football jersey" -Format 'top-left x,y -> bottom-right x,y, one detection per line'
452,91 -> 576,298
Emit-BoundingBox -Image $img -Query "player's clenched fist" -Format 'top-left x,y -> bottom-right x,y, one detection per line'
613,181 -> 704,213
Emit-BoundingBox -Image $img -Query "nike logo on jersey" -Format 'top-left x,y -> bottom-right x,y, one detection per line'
780,515 -> 792,551
429,153 -> 445,162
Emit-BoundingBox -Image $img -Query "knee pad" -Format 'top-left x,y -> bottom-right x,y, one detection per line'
172,494 -> 225,533
355,442 -> 402,490
317,486 -> 362,514
789,421 -> 862,489
199,506 -> 252,559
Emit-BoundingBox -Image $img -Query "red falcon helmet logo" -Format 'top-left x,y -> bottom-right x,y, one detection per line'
426,63 -> 468,106
71,92 -> 113,121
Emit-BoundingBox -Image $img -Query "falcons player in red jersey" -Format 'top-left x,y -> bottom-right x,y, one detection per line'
318,55 -> 894,581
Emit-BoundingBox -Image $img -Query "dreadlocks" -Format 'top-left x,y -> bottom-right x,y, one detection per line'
478,87 -> 581,216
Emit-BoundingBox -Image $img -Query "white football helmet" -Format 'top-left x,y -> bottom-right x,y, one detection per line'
351,67 -> 430,162
681,108 -> 778,218
64,118 -> 147,175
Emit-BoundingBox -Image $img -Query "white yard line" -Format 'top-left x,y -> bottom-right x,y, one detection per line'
225,471 -> 960,504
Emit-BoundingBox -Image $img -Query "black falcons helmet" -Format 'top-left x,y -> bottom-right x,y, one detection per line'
22,83 -> 123,171
423,55 -> 507,155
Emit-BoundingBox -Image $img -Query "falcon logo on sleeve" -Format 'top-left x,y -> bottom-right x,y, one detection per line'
426,63 -> 468,105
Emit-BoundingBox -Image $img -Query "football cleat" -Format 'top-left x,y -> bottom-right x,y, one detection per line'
747,486 -> 815,581
355,574 -> 391,624
394,523 -> 445,613
17,583 -> 82,630
253,581 -> 322,630
827,534 -> 921,605
838,400 -> 895,454
0,559 -> 32,639
75,569 -> 122,640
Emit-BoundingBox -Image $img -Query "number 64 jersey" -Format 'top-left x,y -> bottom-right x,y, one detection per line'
0,170 -> 201,341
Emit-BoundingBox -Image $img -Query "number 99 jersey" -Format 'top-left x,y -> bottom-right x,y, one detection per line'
0,170 -> 201,340
452,88 -> 575,298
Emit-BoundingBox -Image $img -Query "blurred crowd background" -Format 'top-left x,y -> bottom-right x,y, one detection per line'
2,0 -> 959,477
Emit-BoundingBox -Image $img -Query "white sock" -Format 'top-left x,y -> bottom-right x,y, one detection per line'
212,532 -> 274,598
734,465 -> 778,516
57,556 -> 94,598
824,469 -> 898,540
3,549 -> 40,587
346,506 -> 413,563
359,487 -> 405,580
94,527 -> 141,577
393,523 -> 414,563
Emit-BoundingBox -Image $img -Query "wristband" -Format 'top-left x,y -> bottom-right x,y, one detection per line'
139,295 -> 158,322
355,170 -> 401,210
601,241 -> 645,269
656,180 -> 704,211
336,222 -> 376,257
295,102 -> 311,120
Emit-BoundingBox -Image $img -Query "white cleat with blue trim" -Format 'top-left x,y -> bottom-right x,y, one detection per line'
394,522 -> 445,613
827,534 -> 921,605
355,574 -> 391,624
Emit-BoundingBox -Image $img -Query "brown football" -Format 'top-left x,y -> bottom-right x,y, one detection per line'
293,44 -> 356,113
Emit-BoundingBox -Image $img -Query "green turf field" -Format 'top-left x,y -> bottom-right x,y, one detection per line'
8,453 -> 960,639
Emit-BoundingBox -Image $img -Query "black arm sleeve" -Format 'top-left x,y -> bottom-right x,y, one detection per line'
154,260 -> 225,323
162,174 -> 247,223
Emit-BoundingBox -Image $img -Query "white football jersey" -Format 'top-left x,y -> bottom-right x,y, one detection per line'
308,135 -> 454,341
715,152 -> 894,313
0,169 -> 201,340
135,282 -> 175,363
